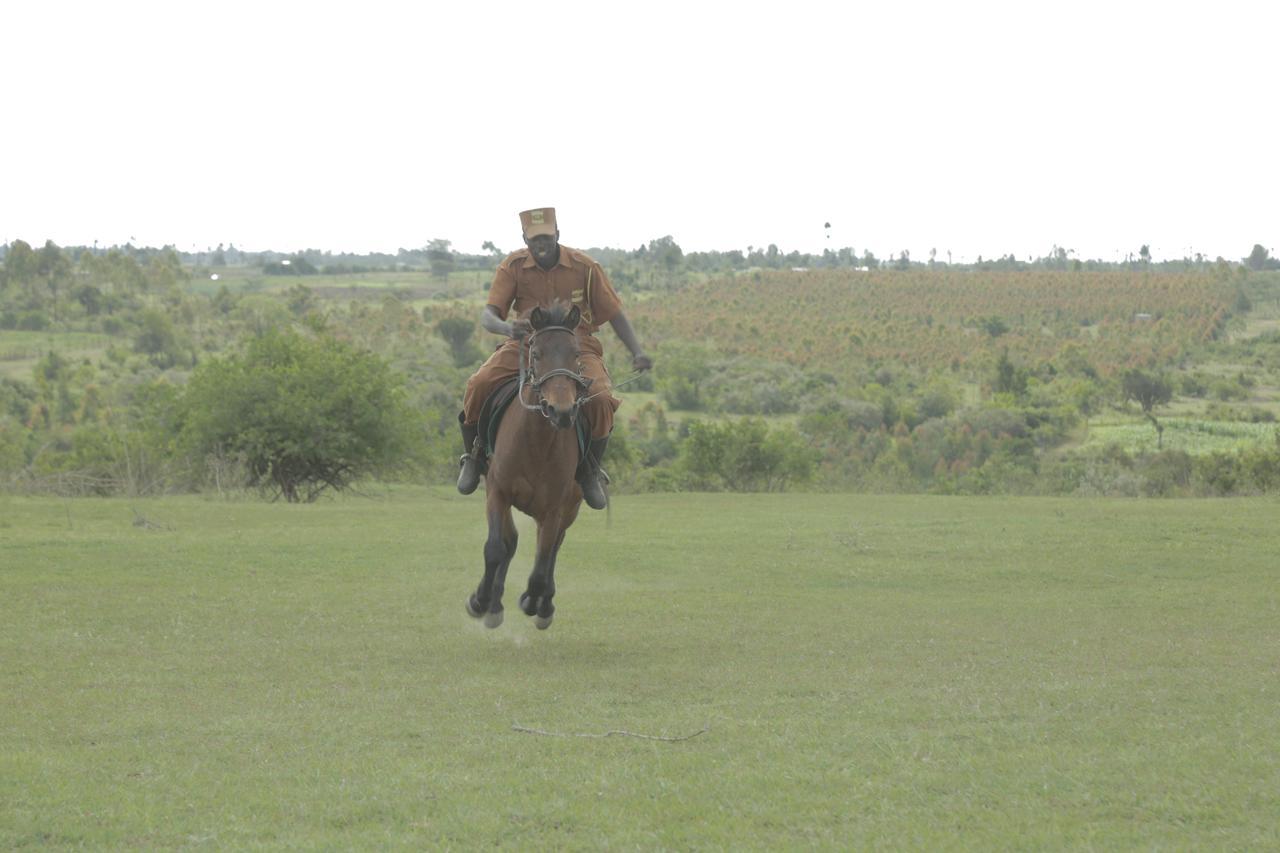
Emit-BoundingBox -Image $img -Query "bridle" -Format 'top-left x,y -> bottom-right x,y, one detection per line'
517,324 -> 594,422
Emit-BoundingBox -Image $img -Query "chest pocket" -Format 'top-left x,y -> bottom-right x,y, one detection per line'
572,266 -> 594,325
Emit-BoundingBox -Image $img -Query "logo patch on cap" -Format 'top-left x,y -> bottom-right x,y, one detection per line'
530,210 -> 545,224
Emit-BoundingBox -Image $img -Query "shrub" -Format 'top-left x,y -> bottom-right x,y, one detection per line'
655,345 -> 712,411
0,416 -> 28,478
17,311 -> 49,331
1210,378 -> 1249,402
435,315 -> 483,367
682,418 -> 816,491
1136,450 -> 1194,497
917,382 -> 958,420
180,329 -> 413,502
134,309 -> 190,368
1195,452 -> 1240,495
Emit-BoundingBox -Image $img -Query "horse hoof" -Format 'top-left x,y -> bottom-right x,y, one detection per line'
483,610 -> 504,629
465,595 -> 483,619
534,614 -> 553,630
519,593 -> 537,617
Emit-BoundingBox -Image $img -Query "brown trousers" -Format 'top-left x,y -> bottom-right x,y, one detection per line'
462,337 -> 618,439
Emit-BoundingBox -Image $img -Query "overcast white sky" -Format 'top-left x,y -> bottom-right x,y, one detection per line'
3,1 -> 1275,263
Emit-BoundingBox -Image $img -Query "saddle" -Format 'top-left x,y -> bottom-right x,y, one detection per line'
477,376 -> 590,459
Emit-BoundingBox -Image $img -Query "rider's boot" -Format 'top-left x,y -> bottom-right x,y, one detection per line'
577,435 -> 610,510
457,414 -> 486,495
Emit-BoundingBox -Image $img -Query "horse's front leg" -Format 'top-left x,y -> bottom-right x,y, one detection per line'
520,521 -> 569,630
467,499 -> 516,629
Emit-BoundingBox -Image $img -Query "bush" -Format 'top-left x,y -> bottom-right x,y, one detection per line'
435,316 -> 483,367
1210,378 -> 1249,402
917,382 -> 958,420
655,345 -> 712,411
134,309 -> 190,368
1195,452 -> 1240,495
0,416 -> 28,479
1136,450 -> 1194,497
180,329 -> 413,502
959,407 -> 1028,439
682,418 -> 816,491
17,311 -> 49,331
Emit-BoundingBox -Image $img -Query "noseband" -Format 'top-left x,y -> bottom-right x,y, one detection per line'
517,324 -> 594,421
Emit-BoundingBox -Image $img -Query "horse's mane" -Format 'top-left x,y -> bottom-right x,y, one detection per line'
525,299 -> 578,329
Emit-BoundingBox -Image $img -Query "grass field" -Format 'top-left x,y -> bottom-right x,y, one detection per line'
187,267 -> 492,300
0,330 -> 113,381
2,489 -> 1278,848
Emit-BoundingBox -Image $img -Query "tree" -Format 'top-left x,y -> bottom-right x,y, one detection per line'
980,316 -> 1010,338
426,239 -> 455,280
1122,369 -> 1173,449
36,241 -> 73,321
1,240 -> 36,293
647,236 -> 684,273
134,309 -> 188,368
181,329 -> 411,502
1139,244 -> 1151,265
1244,244 -> 1273,271
994,348 -> 1028,397
435,315 -> 481,366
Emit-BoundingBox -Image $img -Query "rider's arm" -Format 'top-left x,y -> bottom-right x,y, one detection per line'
608,312 -> 653,371
480,304 -> 530,339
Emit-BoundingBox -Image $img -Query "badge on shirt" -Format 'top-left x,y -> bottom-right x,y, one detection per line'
571,288 -> 592,324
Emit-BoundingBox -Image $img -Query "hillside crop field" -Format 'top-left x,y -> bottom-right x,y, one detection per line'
2,489 -> 1277,848
630,269 -> 1242,380
1082,417 -> 1280,454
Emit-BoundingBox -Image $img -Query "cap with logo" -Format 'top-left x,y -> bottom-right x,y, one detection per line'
519,207 -> 557,239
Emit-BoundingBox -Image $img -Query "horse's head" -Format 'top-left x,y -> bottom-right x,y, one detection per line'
521,301 -> 592,429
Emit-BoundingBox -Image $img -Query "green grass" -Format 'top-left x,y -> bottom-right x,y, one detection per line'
0,330 -> 113,359
187,267 -> 492,299
0,330 -> 113,380
2,489 -> 1278,848
1083,417 -> 1279,455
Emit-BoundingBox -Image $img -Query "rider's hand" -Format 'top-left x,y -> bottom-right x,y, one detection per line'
510,318 -> 532,339
632,352 -> 653,372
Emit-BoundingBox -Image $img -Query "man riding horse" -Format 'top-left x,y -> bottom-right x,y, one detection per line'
457,207 -> 652,508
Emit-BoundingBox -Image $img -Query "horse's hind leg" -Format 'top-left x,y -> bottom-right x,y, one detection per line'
467,501 -> 516,629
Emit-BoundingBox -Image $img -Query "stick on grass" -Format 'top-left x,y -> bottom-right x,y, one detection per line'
512,724 -> 708,742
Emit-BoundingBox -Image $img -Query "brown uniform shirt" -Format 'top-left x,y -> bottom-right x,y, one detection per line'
464,245 -> 623,438
486,246 -> 623,340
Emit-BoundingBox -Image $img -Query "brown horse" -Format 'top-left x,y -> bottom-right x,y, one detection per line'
464,301 -> 593,630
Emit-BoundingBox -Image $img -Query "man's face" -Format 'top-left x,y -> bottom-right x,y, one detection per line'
525,232 -> 559,265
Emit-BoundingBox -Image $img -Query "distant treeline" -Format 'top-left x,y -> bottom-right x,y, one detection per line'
3,237 -> 1280,499
3,238 -> 1276,289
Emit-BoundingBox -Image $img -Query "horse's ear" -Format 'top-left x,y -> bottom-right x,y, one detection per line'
565,304 -> 581,329
529,306 -> 546,329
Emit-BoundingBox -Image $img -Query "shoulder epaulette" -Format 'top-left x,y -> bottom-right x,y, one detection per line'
564,247 -> 598,267
500,249 -> 529,268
